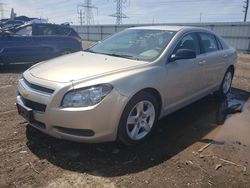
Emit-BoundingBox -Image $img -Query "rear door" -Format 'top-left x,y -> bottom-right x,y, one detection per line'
164,32 -> 205,109
31,24 -> 59,61
198,32 -> 226,90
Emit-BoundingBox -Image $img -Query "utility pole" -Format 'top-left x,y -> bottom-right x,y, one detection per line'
109,0 -> 128,25
199,12 -> 202,23
243,0 -> 249,22
77,0 -> 98,25
79,9 -> 83,25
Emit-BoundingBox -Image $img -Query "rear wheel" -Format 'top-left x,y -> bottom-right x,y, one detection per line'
217,68 -> 233,97
117,91 -> 160,145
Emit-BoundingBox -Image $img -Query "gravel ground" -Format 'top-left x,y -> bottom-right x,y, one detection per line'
0,51 -> 250,188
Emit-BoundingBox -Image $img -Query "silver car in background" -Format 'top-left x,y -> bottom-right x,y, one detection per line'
16,26 -> 236,145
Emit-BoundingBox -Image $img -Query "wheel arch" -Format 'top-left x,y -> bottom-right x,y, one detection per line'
116,87 -> 163,145
129,87 -> 163,116
227,64 -> 235,75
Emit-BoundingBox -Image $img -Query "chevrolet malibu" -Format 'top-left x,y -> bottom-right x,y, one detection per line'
16,26 -> 236,145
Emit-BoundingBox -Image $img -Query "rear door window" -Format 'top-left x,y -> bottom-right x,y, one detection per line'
33,25 -> 57,36
33,24 -> 71,36
216,37 -> 223,50
199,33 -> 219,53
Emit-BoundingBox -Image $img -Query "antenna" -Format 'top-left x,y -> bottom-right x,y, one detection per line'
109,0 -> 128,25
77,0 -> 98,25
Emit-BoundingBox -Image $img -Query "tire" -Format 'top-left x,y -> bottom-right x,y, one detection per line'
215,99 -> 228,125
217,68 -> 234,97
117,91 -> 160,145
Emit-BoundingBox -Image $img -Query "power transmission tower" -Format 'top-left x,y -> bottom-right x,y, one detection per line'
109,0 -> 128,25
0,2 -> 7,20
77,0 -> 98,25
199,12 -> 202,23
243,0 -> 249,22
10,8 -> 16,20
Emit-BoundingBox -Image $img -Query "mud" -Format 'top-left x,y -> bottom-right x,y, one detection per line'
0,53 -> 250,187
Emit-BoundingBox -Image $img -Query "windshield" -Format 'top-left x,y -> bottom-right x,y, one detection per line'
87,29 -> 176,61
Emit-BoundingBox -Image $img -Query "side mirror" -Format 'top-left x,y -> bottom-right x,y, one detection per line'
170,49 -> 196,62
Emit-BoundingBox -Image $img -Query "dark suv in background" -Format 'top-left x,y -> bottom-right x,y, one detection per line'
0,23 -> 82,65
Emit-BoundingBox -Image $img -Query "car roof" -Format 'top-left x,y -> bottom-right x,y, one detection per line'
127,25 -> 211,32
16,23 -> 70,29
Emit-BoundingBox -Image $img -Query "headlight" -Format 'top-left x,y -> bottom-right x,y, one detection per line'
61,84 -> 113,108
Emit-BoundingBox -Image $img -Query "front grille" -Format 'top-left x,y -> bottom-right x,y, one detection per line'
23,77 -> 54,94
20,95 -> 47,112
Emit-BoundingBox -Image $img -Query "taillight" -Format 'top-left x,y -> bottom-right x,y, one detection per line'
69,36 -> 82,43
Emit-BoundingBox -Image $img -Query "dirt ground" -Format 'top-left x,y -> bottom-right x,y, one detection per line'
0,52 -> 250,188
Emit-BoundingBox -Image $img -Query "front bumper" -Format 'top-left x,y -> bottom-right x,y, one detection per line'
16,78 -> 128,143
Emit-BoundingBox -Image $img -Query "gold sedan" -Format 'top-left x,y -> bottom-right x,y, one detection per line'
16,26 -> 236,145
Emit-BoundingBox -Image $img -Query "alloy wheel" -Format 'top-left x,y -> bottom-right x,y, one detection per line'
222,71 -> 232,94
126,100 -> 155,140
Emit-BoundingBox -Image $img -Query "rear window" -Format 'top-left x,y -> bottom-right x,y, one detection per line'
54,26 -> 71,35
33,25 -> 70,36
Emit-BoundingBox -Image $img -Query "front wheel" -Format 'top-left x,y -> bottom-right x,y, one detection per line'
117,91 -> 160,145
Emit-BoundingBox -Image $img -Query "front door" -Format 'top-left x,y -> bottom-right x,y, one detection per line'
31,24 -> 59,61
1,25 -> 35,63
163,33 -> 204,110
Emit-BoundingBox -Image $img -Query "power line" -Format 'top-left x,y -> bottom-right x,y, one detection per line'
77,0 -> 98,25
243,0 -> 249,22
109,0 -> 128,25
152,0 -> 239,4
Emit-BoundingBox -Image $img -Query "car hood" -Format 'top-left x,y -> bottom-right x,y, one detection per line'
29,51 -> 146,83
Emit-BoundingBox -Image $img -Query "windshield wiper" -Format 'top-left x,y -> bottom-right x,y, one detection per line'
101,52 -> 140,60
84,50 -> 140,60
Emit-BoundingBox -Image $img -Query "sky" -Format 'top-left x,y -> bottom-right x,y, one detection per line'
0,0 -> 247,25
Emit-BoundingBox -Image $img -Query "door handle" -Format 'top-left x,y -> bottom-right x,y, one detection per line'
198,60 -> 206,65
223,54 -> 228,58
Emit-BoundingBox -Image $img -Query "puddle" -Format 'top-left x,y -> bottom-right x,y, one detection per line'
210,91 -> 250,145
201,89 -> 250,153
216,93 -> 245,125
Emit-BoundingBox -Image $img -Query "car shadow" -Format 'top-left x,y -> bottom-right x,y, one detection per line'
26,88 -> 250,177
0,63 -> 34,73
